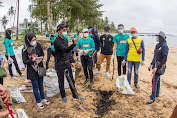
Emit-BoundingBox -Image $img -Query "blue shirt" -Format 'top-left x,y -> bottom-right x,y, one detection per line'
155,43 -> 169,62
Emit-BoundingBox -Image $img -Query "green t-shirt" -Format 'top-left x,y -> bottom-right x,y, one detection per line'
4,38 -> 15,56
77,37 -> 95,55
72,33 -> 78,41
49,45 -> 55,52
113,33 -> 130,57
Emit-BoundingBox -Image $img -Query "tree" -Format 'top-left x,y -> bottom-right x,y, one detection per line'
110,21 -> 116,32
1,15 -> 8,30
24,18 -> 28,29
8,6 -> 15,27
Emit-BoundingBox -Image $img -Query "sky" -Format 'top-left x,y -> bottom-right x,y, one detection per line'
0,0 -> 177,35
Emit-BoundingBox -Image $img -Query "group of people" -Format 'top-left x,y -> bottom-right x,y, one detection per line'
0,23 -> 169,113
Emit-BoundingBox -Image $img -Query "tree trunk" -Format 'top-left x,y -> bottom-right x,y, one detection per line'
47,0 -> 52,34
16,0 -> 19,40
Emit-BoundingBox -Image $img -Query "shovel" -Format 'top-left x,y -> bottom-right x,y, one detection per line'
64,69 -> 88,111
112,59 -> 115,80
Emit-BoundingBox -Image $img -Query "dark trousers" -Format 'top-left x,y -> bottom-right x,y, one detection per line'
55,63 -> 76,98
6,56 -> 22,77
81,55 -> 93,82
117,56 -> 126,76
31,77 -> 45,103
46,48 -> 54,69
0,78 -> 3,85
150,74 -> 160,101
92,50 -> 98,68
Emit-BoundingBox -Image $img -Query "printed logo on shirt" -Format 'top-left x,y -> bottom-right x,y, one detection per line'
120,40 -> 127,44
159,47 -> 162,50
82,44 -> 90,47
109,38 -> 112,41
103,38 -> 105,40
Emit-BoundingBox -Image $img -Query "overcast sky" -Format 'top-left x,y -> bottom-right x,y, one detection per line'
0,0 -> 177,35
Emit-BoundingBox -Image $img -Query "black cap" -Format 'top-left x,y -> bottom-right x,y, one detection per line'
104,26 -> 110,31
56,24 -> 68,32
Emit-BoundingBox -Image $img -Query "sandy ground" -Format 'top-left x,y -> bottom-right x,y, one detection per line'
0,36 -> 177,118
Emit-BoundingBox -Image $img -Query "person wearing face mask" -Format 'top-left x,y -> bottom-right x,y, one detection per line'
22,33 -> 50,109
54,24 -> 84,103
94,26 -> 114,77
147,31 -> 168,104
77,28 -> 95,85
122,27 -> 145,89
113,24 -> 130,76
46,33 -> 56,69
4,29 -> 25,80
91,28 -> 100,68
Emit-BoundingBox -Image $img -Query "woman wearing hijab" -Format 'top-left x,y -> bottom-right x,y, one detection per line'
4,29 -> 25,80
147,31 -> 169,104
22,33 -> 50,109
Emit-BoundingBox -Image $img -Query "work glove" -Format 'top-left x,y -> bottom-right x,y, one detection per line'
140,60 -> 144,66
112,55 -> 115,60
122,60 -> 126,67
83,49 -> 90,55
79,50 -> 84,54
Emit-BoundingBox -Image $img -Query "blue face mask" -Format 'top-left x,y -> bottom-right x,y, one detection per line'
62,32 -> 67,37
132,33 -> 137,37
118,30 -> 124,34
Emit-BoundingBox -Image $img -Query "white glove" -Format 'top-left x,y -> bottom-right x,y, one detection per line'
112,55 -> 115,60
83,49 -> 90,55
79,50 -> 84,54
141,60 -> 144,66
122,60 -> 126,67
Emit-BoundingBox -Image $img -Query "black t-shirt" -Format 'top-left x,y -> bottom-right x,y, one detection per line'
100,34 -> 114,55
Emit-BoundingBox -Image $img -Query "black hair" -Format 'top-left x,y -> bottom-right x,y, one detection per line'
118,24 -> 124,28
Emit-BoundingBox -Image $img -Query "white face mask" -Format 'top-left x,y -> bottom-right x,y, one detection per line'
156,37 -> 159,42
132,33 -> 137,37
30,41 -> 37,46
83,33 -> 89,38
104,32 -> 110,35
118,30 -> 124,34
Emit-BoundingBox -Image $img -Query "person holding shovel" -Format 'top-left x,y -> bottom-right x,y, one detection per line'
147,31 -> 169,104
122,27 -> 145,89
54,24 -> 84,103
77,28 -> 95,85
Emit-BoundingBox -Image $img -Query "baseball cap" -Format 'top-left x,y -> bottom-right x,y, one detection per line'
156,31 -> 166,39
130,27 -> 137,32
104,26 -> 110,31
82,28 -> 89,33
56,24 -> 68,32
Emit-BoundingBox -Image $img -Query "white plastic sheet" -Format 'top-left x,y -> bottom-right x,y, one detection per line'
116,75 -> 134,95
8,109 -> 29,118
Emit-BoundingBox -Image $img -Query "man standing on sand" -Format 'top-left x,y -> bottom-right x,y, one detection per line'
94,26 -> 114,77
54,24 -> 84,103
112,24 -> 130,76
122,27 -> 145,89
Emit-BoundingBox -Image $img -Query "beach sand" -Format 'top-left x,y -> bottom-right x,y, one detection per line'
1,36 -> 177,118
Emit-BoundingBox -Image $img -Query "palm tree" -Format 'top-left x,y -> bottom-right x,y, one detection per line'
24,18 -> 28,29
8,6 -> 15,27
1,15 -> 9,30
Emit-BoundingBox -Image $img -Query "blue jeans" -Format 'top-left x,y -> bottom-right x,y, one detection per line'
150,74 -> 160,101
127,61 -> 140,85
31,77 -> 45,103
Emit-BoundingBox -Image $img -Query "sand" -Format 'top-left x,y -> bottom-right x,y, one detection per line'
0,36 -> 177,118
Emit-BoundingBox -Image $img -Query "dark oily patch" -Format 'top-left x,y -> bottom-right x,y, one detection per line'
95,90 -> 116,117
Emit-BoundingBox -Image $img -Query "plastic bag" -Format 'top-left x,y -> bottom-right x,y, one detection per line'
44,69 -> 60,97
9,87 -> 26,103
8,109 -> 28,118
116,75 -> 134,95
14,45 -> 25,70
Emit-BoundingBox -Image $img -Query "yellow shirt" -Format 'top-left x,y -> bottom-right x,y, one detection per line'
127,37 -> 143,62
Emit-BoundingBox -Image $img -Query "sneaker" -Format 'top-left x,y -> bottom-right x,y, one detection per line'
135,85 -> 140,89
41,99 -> 50,105
62,97 -> 67,103
105,72 -> 110,77
20,74 -> 26,78
11,76 -> 18,80
93,71 -> 101,76
84,79 -> 89,85
37,102 -> 44,109
90,81 -> 94,86
73,96 -> 84,101
147,99 -> 155,104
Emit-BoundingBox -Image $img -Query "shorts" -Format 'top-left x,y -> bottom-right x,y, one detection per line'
97,53 -> 112,65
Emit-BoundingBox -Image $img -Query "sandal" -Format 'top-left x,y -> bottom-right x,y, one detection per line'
135,85 -> 140,89
37,102 -> 44,109
41,99 -> 50,105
